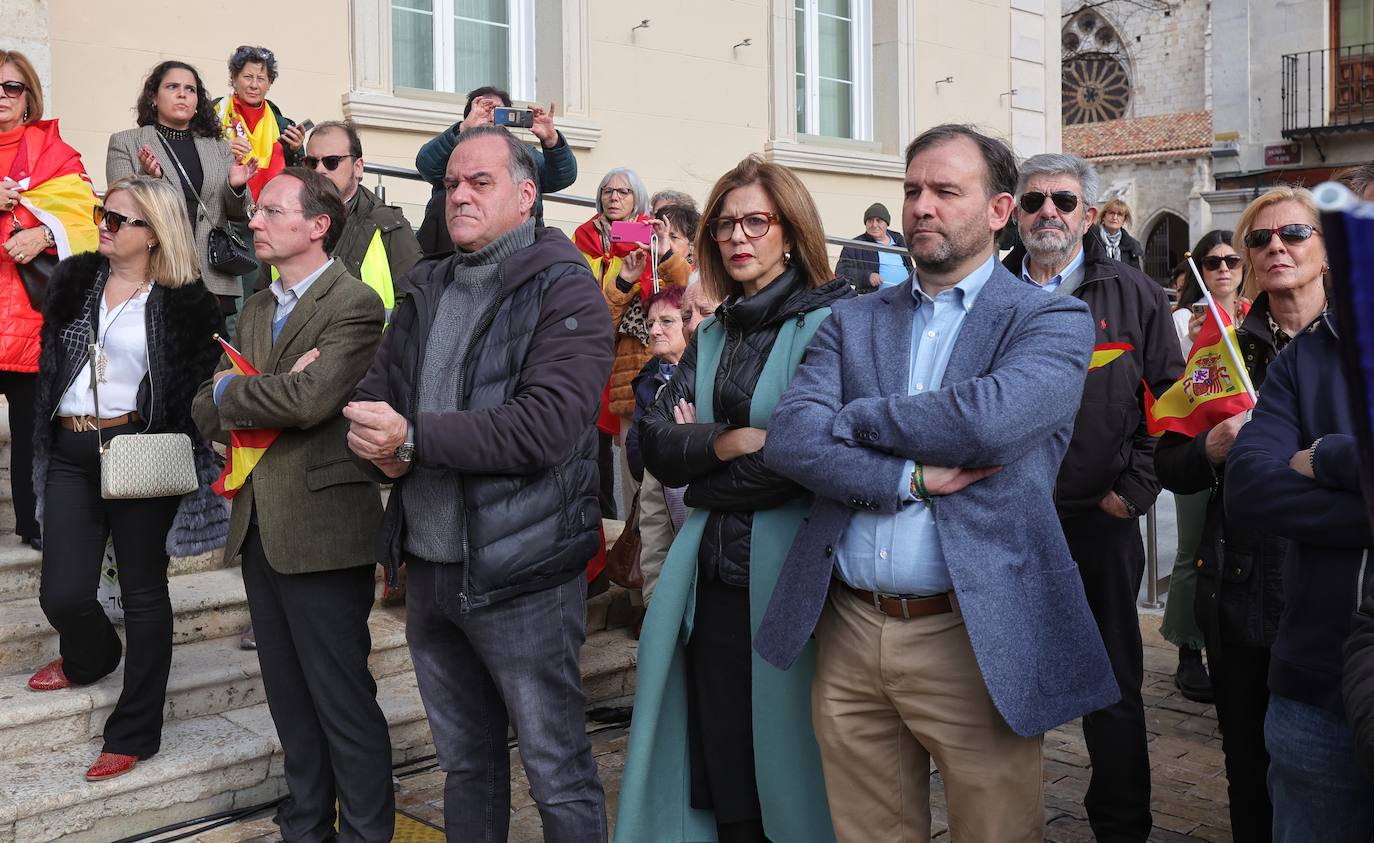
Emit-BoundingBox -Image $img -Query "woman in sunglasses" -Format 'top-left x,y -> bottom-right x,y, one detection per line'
26,176 -> 225,782
1173,229 -> 1249,354
575,167 -> 691,521
107,61 -> 257,322
0,49 -> 100,554
618,156 -> 850,843
1154,191 -> 1329,841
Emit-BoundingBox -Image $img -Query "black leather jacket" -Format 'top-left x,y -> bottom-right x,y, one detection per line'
641,270 -> 851,586
1155,294 -> 1287,649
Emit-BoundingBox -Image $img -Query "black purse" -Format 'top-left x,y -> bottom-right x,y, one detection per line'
10,219 -> 57,309
155,134 -> 259,276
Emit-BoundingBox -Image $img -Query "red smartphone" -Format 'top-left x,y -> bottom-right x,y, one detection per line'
610,220 -> 654,245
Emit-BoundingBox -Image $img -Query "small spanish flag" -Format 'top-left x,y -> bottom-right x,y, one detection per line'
1089,342 -> 1134,371
1146,303 -> 1255,436
210,336 -> 281,499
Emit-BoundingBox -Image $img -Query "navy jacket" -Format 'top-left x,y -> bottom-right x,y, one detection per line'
834,230 -> 913,292
754,262 -> 1119,737
1226,312 -> 1374,715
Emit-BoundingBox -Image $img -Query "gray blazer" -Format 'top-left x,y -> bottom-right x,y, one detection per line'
753,261 -> 1121,737
106,126 -> 249,298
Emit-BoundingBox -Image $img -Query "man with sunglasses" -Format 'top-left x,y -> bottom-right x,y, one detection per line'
305,121 -> 420,323
1005,153 -> 1183,843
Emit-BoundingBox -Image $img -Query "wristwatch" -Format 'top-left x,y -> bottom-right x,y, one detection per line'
1116,492 -> 1142,518
393,423 -> 416,463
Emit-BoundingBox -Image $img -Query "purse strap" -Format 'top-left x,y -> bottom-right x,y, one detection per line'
86,321 -> 107,454
152,132 -> 213,221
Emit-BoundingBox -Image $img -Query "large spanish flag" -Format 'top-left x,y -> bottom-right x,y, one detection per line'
1146,302 -> 1255,436
10,120 -> 99,260
210,336 -> 281,498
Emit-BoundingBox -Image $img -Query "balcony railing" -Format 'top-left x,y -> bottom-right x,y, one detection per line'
1282,43 -> 1374,137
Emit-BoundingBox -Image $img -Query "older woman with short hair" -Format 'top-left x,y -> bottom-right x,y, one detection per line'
1094,197 -> 1144,270
25,176 -> 225,783
0,49 -> 99,552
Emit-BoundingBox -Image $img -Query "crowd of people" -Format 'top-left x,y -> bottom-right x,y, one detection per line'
3,39 -> 1374,843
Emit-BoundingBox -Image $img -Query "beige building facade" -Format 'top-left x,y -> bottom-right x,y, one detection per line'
15,0 -> 1061,247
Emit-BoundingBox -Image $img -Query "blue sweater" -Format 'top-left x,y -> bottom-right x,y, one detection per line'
1226,312 -> 1374,715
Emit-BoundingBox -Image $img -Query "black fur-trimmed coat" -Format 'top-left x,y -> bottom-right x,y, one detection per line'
34,251 -> 229,556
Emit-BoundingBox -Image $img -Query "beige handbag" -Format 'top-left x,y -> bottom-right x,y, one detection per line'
88,324 -> 199,500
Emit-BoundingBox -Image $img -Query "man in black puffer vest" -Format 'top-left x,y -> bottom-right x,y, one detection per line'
345,125 -> 614,842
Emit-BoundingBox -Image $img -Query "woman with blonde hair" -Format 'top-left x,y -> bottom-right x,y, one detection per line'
0,49 -> 99,552
617,155 -> 849,843
25,175 -> 226,782
1093,196 -> 1144,270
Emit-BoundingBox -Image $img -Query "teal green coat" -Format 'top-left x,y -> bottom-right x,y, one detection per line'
614,309 -> 836,843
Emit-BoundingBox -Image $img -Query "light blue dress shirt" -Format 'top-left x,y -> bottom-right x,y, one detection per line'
214,258 -> 334,405
835,254 -> 997,596
875,234 -> 910,287
1020,246 -> 1084,293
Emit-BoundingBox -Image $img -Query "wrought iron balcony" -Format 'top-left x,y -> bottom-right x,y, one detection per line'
1283,43 -> 1374,137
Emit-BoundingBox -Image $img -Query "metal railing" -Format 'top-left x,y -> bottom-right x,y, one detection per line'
364,163 -> 1170,608
1282,42 -> 1374,136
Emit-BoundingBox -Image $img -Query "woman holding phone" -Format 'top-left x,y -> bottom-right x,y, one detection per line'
1172,230 -> 1248,355
575,167 -> 690,517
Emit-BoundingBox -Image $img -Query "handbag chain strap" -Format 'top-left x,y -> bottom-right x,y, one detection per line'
152,132 -> 215,221
86,321 -> 107,454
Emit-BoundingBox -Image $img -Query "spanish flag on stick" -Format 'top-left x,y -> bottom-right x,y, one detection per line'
210,335 -> 280,498
1146,254 -> 1258,436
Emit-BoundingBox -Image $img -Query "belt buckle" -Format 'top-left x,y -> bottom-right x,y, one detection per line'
77,416 -> 97,432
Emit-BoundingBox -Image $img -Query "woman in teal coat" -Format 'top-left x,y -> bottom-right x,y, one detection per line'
617,155 -> 850,843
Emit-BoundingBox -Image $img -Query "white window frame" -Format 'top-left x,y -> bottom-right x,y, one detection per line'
794,0 -> 873,141
394,0 -> 536,101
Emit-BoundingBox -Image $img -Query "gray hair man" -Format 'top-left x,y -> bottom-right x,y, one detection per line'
345,125 -> 614,841
1004,152 -> 1183,841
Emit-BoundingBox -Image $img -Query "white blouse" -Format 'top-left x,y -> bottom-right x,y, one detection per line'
57,286 -> 151,418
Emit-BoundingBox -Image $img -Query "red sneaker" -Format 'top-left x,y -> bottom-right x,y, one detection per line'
85,752 -> 138,781
27,658 -> 70,691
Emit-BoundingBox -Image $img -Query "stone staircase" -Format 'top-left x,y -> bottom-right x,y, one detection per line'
0,400 -> 638,842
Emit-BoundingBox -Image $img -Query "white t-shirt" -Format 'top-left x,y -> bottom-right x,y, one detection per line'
57,285 -> 151,418
1172,307 -> 1194,358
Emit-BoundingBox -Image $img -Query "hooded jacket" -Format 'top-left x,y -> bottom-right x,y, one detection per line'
1004,231 -> 1183,515
640,270 -> 852,586
352,225 -> 614,608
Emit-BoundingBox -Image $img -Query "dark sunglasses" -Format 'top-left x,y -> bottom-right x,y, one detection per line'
303,154 -> 356,172
0,81 -> 28,99
94,205 -> 151,233
707,212 -> 779,242
1200,254 -> 1242,271
1018,190 -> 1079,214
1242,223 -> 1320,250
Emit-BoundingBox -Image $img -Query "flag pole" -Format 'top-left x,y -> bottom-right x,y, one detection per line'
1185,251 -> 1259,402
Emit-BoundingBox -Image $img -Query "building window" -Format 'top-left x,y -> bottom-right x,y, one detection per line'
794,0 -> 873,140
1061,9 -> 1131,125
391,0 -> 535,99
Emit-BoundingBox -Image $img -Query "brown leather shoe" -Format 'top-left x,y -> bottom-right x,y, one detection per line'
85,752 -> 138,781
27,658 -> 70,691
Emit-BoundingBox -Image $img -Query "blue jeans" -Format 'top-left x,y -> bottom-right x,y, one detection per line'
405,561 -> 607,842
1265,693 -> 1374,843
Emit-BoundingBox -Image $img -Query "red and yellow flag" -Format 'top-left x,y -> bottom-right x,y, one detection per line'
1089,342 -> 1134,371
1146,303 -> 1255,436
210,336 -> 281,498
10,120 -> 99,259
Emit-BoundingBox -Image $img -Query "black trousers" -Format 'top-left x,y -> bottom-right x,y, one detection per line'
39,422 -> 180,757
1062,508 -> 1152,842
1207,637 -> 1273,842
240,524 -> 394,843
0,370 -> 39,540
597,431 -> 617,519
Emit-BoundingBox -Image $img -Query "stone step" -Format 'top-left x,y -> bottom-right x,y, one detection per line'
0,536 -> 229,604
0,567 -> 251,674
0,608 -> 412,756
0,671 -> 434,843
0,629 -> 637,843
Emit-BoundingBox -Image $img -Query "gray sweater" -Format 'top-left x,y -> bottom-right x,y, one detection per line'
402,219 -> 537,562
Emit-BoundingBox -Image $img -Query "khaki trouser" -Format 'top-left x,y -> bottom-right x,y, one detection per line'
812,585 -> 1045,843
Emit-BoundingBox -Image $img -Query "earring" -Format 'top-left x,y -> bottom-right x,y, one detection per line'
21,109 -> 28,122
784,250 -> 792,265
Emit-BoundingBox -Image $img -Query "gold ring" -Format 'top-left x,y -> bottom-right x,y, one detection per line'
14,253 -> 23,261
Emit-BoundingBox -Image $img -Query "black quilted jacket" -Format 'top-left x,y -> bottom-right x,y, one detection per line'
352,225 -> 614,608
641,270 -> 851,586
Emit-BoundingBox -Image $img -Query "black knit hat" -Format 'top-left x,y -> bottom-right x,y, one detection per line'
863,202 -> 890,225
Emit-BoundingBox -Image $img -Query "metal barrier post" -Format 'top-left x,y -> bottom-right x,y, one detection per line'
1141,505 -> 1163,609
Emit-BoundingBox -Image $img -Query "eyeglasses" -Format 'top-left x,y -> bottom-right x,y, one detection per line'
0,81 -> 28,100
94,205 -> 150,233
1018,191 -> 1080,214
303,154 -> 356,171
600,187 -> 634,199
251,206 -> 306,220
649,316 -> 681,330
1199,254 -> 1242,271
1242,223 -> 1320,250
708,212 -> 780,242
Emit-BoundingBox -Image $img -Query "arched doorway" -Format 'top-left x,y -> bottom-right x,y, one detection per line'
1144,212 -> 1189,284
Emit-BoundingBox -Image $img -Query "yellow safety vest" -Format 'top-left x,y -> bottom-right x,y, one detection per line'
268,228 -> 395,325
